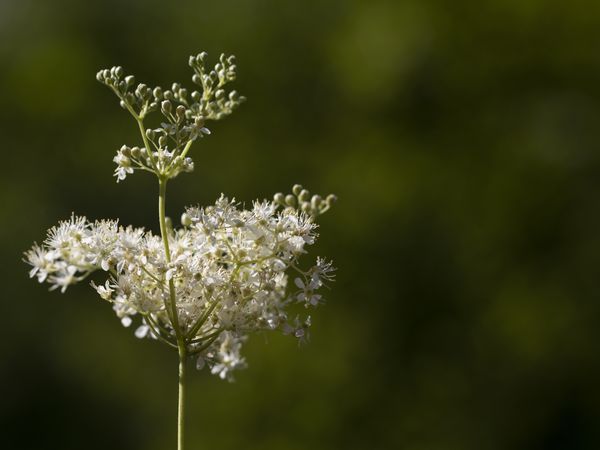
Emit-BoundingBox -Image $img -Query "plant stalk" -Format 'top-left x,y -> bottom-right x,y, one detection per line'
158,177 -> 187,450
178,345 -> 186,450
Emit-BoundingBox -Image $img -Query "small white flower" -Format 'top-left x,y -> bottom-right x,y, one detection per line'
91,280 -> 114,301
294,276 -> 322,306
48,265 -> 79,293
282,315 -> 311,345
114,166 -> 133,182
25,243 -> 53,282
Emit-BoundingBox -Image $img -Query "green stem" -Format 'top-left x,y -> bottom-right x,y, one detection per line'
179,139 -> 194,159
158,177 -> 187,450
178,345 -> 186,450
159,179 -> 182,335
158,178 -> 171,260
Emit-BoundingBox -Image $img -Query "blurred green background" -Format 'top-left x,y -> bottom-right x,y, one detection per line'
2,0 -> 600,448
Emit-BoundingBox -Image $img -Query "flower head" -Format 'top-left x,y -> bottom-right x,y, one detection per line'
25,52 -> 336,382
26,185 -> 335,379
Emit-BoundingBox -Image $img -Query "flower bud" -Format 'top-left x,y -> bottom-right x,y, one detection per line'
161,100 -> 172,114
181,213 -> 192,227
192,74 -> 202,85
285,194 -> 296,207
115,66 -> 124,78
292,184 -> 303,196
325,194 -> 338,206
136,83 -> 148,99
311,195 -> 322,211
273,193 -> 284,204
176,105 -> 186,120
153,87 -> 163,100
299,189 -> 310,202
145,129 -> 155,140
124,75 -> 135,86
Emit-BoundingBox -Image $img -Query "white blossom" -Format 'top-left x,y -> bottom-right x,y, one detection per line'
26,51 -> 337,450
26,53 -> 337,383
25,187 -> 335,380
282,315 -> 312,345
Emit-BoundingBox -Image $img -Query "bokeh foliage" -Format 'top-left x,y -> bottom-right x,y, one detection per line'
2,0 -> 600,449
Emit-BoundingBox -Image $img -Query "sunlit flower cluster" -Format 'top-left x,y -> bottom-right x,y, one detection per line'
25,52 -> 336,384
26,187 -> 335,380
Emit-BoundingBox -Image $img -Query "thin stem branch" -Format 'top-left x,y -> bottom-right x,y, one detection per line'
179,139 -> 194,159
186,296 -> 221,339
188,333 -> 220,356
137,118 -> 159,171
189,327 -> 223,345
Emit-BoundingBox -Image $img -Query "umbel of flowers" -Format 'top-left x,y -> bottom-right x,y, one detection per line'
24,52 -> 336,450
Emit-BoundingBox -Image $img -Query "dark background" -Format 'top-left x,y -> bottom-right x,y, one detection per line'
2,0 -> 600,449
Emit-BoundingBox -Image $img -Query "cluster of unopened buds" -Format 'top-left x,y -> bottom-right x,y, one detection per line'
96,52 -> 245,182
274,183 -> 337,218
26,52 -> 336,383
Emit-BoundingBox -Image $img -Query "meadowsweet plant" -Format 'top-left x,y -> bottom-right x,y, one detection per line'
24,52 -> 336,450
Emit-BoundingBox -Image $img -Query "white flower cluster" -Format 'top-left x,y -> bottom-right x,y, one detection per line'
26,52 -> 336,389
25,186 -> 336,381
